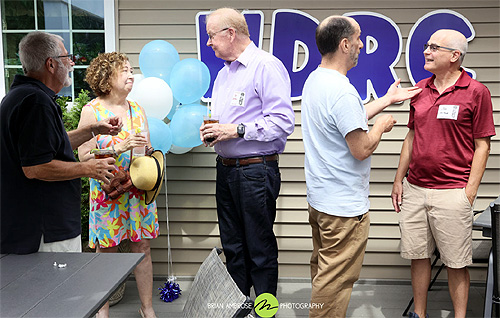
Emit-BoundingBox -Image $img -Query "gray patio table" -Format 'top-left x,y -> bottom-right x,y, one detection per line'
0,252 -> 144,317
473,196 -> 500,318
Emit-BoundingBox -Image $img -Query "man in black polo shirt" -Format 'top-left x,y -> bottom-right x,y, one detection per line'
0,31 -> 122,254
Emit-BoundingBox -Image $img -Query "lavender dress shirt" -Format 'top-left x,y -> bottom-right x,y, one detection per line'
212,42 -> 295,158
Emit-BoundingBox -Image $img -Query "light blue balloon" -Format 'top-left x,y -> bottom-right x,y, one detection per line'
169,58 -> 210,104
169,144 -> 193,155
166,98 -> 181,120
148,117 -> 172,154
139,40 -> 180,84
170,104 -> 207,148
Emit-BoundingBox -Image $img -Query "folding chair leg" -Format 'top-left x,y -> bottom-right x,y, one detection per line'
402,297 -> 414,317
402,256 -> 444,316
429,263 -> 445,289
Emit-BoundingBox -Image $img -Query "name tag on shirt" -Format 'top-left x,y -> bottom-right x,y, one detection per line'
230,91 -> 245,107
437,104 -> 459,120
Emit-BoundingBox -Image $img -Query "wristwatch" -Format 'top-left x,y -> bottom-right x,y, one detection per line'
237,123 -> 245,138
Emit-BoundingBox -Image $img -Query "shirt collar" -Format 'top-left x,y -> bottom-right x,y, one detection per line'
11,74 -> 58,100
317,66 -> 349,81
454,68 -> 472,88
426,68 -> 471,91
225,41 -> 258,68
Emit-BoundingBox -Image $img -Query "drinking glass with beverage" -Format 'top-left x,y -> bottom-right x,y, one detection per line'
132,125 -> 148,157
203,115 -> 219,143
91,148 -> 115,159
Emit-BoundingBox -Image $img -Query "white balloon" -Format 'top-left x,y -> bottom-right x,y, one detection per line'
127,74 -> 145,102
133,77 -> 173,120
169,144 -> 193,154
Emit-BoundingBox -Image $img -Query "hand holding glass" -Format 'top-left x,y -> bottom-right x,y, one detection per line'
203,115 -> 219,143
132,127 -> 148,157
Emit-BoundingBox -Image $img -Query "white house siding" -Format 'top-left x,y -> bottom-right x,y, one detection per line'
117,0 -> 499,280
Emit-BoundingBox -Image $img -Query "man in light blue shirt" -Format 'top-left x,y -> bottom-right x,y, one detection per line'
303,67 -> 372,216
302,15 -> 421,317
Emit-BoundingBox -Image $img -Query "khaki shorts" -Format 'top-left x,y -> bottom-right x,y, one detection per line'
39,234 -> 82,253
399,179 -> 473,268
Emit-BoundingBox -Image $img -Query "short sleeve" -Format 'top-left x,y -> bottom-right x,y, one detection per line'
408,103 -> 415,130
331,92 -> 368,138
472,85 -> 496,139
18,98 -> 63,167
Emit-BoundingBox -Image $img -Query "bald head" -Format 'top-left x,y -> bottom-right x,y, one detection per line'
431,29 -> 468,63
207,8 -> 250,38
316,16 -> 357,57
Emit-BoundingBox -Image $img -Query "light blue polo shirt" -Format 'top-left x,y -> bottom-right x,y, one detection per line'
301,67 -> 370,217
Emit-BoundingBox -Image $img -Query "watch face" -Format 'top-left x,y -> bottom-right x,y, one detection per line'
238,124 -> 245,136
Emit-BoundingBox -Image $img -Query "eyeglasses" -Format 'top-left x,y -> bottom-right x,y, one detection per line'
424,43 -> 458,53
207,27 -> 229,40
54,54 -> 76,62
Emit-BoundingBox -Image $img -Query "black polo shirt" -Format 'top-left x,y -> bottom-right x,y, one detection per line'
0,75 -> 81,254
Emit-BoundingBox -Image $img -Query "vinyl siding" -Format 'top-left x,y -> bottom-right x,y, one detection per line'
116,0 -> 500,280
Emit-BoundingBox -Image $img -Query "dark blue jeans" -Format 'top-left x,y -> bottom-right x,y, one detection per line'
216,157 -> 280,296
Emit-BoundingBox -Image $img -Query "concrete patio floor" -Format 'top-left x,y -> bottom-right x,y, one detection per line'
109,277 -> 487,317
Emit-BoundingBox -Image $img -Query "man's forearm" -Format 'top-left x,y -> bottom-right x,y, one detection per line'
394,130 -> 414,183
365,95 -> 391,120
67,124 -> 95,150
345,126 -> 384,161
365,79 -> 422,119
244,116 -> 294,142
22,160 -> 92,181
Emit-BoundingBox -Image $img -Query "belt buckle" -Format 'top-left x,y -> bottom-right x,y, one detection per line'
217,156 -> 228,166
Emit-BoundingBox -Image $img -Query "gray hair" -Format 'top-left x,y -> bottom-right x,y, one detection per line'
207,8 -> 250,37
437,29 -> 468,65
452,38 -> 467,64
18,31 -> 64,74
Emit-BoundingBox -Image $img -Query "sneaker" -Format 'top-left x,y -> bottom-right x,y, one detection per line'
408,312 -> 429,318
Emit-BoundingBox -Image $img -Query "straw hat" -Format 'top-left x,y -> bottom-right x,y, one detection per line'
130,150 -> 164,205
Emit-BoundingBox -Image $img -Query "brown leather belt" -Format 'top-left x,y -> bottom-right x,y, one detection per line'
218,154 -> 279,166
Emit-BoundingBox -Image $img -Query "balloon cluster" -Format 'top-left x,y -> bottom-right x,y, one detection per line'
127,40 -> 211,154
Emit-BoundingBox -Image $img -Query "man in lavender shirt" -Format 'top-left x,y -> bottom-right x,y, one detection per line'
200,7 -> 294,297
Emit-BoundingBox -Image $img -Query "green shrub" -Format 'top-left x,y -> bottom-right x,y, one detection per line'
56,90 -> 92,242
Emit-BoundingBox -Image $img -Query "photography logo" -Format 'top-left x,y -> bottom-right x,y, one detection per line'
254,293 -> 279,317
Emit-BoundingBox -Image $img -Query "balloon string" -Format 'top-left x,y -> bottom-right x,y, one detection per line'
164,155 -> 173,277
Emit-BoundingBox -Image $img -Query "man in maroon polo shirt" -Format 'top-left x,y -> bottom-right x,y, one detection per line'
391,29 -> 495,318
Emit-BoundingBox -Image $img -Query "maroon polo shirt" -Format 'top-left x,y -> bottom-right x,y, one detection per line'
407,69 -> 496,189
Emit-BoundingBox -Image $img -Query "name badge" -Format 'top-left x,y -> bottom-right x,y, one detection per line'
230,91 -> 245,107
437,104 -> 459,120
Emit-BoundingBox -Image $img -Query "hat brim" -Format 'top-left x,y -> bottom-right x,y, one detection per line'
145,150 -> 164,205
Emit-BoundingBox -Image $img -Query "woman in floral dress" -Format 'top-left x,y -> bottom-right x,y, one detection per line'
78,52 -> 158,318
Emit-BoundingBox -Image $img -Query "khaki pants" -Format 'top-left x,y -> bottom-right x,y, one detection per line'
308,205 -> 370,318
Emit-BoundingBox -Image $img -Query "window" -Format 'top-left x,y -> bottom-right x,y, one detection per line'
0,0 -> 115,99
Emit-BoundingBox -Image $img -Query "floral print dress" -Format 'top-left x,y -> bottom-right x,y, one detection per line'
85,99 -> 159,248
